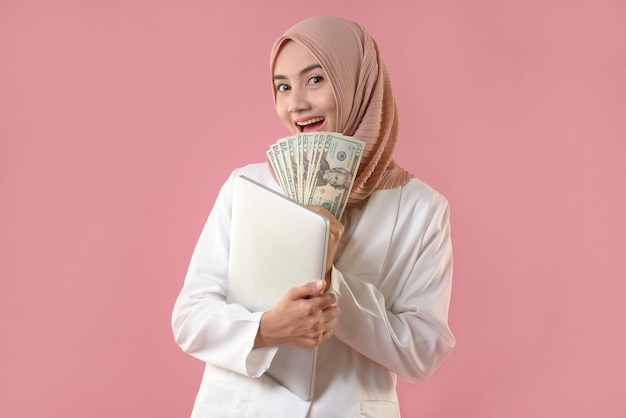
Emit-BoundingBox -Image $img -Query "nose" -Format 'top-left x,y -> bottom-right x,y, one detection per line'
287,87 -> 310,113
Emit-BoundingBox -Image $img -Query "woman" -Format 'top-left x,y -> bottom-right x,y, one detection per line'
172,16 -> 455,418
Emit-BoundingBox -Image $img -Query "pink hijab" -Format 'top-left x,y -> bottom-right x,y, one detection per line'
270,16 -> 413,206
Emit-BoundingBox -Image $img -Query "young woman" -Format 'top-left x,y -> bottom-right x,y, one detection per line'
172,16 -> 455,418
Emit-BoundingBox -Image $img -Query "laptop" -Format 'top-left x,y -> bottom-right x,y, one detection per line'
227,175 -> 330,401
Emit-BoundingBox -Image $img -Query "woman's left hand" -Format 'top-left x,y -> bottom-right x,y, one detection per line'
308,205 -> 344,291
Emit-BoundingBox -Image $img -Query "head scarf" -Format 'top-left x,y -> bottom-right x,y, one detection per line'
270,16 -> 413,206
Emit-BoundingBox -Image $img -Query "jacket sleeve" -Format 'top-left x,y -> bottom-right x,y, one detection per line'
330,190 -> 455,383
171,170 -> 278,377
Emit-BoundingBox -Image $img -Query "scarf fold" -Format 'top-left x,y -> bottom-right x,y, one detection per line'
270,16 -> 413,206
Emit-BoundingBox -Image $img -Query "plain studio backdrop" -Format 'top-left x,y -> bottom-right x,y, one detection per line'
1,1 -> 624,417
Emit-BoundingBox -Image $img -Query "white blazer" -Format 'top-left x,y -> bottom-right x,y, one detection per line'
172,163 -> 455,418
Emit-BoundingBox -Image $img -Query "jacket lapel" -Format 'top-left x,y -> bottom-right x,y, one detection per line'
336,187 -> 402,275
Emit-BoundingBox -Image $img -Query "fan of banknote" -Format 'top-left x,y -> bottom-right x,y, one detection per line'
266,132 -> 365,220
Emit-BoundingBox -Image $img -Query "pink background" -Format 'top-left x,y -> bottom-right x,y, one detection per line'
1,0 -> 625,417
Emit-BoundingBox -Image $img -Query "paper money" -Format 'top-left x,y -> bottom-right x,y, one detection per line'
267,132 -> 365,219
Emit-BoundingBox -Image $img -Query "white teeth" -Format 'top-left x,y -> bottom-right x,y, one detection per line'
296,117 -> 324,126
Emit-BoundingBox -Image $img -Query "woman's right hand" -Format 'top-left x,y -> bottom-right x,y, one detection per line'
254,280 -> 339,349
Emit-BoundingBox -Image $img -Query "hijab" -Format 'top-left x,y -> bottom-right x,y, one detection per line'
270,16 -> 413,206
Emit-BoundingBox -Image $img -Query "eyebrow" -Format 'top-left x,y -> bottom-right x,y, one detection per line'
273,64 -> 323,81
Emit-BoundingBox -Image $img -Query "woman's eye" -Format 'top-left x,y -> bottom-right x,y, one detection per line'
276,83 -> 290,92
307,76 -> 324,85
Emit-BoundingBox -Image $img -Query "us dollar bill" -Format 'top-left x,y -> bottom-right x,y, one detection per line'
307,133 -> 364,219
266,148 -> 291,200
277,139 -> 297,201
267,132 -> 365,219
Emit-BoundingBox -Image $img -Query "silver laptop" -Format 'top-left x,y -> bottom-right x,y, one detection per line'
228,175 -> 329,400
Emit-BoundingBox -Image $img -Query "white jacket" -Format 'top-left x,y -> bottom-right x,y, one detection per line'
172,163 -> 455,418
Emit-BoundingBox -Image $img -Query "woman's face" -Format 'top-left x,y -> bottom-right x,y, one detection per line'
273,41 -> 337,134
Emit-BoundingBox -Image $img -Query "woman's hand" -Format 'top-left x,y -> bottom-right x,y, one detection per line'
308,205 -> 344,291
255,280 -> 339,349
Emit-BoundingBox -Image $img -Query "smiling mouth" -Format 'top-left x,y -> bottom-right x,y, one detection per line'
296,117 -> 325,132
